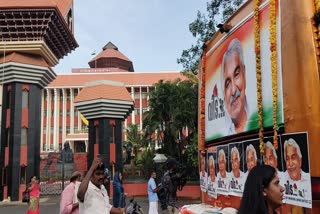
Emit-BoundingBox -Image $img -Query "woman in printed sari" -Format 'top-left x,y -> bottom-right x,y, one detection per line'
27,176 -> 40,214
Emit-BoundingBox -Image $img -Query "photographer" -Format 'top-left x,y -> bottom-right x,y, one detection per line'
161,159 -> 179,214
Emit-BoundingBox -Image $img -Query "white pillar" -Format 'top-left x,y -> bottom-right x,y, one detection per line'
46,89 -> 51,151
139,87 -> 142,130
40,89 -> 44,152
124,119 -> 128,141
147,86 -> 150,111
131,86 -> 135,124
53,88 -> 59,151
77,88 -> 81,132
70,88 -> 74,134
62,89 -> 67,143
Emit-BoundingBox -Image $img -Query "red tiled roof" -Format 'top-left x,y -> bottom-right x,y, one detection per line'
0,52 -> 50,67
0,0 -> 72,17
74,83 -> 133,103
48,72 -> 185,87
89,48 -> 131,63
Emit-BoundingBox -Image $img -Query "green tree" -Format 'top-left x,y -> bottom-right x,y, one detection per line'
177,0 -> 245,74
143,79 -> 198,160
123,124 -> 147,165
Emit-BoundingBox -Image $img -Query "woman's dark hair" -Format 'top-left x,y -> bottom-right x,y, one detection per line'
238,165 -> 276,214
29,175 -> 36,183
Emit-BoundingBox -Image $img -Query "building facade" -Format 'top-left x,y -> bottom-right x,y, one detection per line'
40,42 -> 184,158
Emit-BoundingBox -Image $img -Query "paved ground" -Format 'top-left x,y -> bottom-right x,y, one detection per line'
0,195 -> 200,214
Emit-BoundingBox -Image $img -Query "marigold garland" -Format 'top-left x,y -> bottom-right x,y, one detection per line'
315,0 -> 320,40
254,0 -> 264,154
270,0 -> 278,149
200,46 -> 207,150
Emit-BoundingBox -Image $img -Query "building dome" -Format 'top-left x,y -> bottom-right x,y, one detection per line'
88,42 -> 134,72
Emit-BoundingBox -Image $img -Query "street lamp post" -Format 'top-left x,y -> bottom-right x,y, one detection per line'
153,153 -> 167,183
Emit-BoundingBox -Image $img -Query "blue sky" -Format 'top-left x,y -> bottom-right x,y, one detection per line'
53,0 -> 207,73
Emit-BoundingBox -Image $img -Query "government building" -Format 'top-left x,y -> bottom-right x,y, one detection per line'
40,42 -> 183,155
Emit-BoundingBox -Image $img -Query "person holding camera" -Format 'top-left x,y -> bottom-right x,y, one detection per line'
77,157 -> 125,214
161,159 -> 179,214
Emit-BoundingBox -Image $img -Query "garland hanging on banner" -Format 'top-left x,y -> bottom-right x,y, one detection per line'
270,0 -> 278,149
254,0 -> 264,154
200,45 -> 207,150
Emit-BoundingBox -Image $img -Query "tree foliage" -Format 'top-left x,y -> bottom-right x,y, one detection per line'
143,79 -> 198,159
177,0 -> 246,74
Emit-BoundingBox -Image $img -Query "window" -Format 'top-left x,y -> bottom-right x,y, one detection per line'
67,110 -> 70,116
50,144 -> 54,150
141,92 -> 148,99
74,141 -> 86,153
22,90 -> 29,108
66,126 -> 71,134
21,128 -> 28,145
134,109 -> 140,115
20,166 -> 26,184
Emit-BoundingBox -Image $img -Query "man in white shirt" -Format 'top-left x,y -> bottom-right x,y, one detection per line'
221,38 -> 248,134
199,154 -> 208,192
283,138 -> 311,202
77,158 -> 124,214
264,141 -> 283,177
230,146 -> 245,194
216,149 -> 230,195
245,144 -> 257,176
207,155 -> 217,198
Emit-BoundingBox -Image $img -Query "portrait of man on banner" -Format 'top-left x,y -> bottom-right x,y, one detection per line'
242,139 -> 261,177
229,143 -> 245,197
199,151 -> 208,192
216,145 -> 230,196
221,38 -> 249,135
263,136 -> 284,178
281,133 -> 312,208
207,152 -> 217,199
205,1 -> 284,143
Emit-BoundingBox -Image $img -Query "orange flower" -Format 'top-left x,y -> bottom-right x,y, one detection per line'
254,0 -> 264,154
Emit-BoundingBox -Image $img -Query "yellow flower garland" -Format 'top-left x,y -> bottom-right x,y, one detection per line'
200,47 -> 207,149
270,0 -> 278,149
254,0 -> 264,154
315,1 -> 320,43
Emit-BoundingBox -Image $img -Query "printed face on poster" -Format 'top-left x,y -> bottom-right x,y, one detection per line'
207,152 -> 217,199
216,145 -> 230,196
199,151 -> 208,192
263,136 -> 284,173
242,139 -> 261,174
229,142 -> 245,196
280,132 -> 312,208
205,2 -> 284,143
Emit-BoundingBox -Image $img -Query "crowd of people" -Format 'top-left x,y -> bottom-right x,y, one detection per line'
23,154 -> 290,214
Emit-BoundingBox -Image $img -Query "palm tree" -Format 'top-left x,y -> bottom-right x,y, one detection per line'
143,78 -> 198,159
123,124 -> 147,165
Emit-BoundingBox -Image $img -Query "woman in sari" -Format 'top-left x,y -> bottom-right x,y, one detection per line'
27,176 -> 40,214
113,172 -> 125,208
